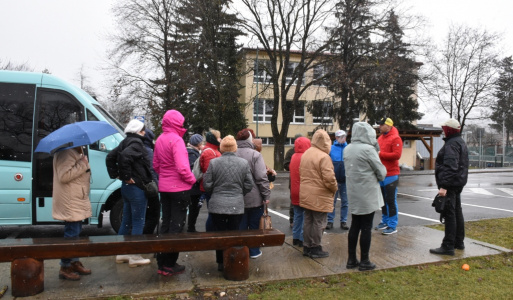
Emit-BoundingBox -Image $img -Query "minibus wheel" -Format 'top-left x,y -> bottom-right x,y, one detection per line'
109,198 -> 123,233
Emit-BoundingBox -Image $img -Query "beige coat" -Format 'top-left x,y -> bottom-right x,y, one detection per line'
52,148 -> 92,222
299,130 -> 338,212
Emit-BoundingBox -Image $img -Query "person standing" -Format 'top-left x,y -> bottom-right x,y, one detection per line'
284,133 -> 303,228
203,135 -> 254,271
327,130 -> 349,230
299,129 -> 338,258
106,119 -> 153,268
200,129 -> 222,232
153,110 -> 196,276
376,117 -> 402,235
142,127 -> 160,234
430,118 -> 469,256
236,128 -> 271,259
289,137 -> 311,248
186,133 -> 204,232
53,146 -> 92,280
344,122 -> 387,271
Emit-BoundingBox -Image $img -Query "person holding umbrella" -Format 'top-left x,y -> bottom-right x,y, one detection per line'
52,146 -> 92,281
106,119 -> 153,267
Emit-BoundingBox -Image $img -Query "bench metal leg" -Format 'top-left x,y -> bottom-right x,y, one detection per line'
223,246 -> 249,281
11,258 -> 44,297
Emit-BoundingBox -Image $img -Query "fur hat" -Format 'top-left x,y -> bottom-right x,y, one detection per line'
206,132 -> 220,146
377,117 -> 394,126
124,119 -> 145,134
220,135 -> 237,153
190,134 -> 203,146
236,128 -> 253,142
441,118 -> 461,130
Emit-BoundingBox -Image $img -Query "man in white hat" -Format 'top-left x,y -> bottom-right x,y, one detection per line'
327,130 -> 349,230
430,118 -> 469,256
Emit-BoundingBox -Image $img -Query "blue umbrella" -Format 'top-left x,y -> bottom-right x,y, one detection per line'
35,121 -> 118,155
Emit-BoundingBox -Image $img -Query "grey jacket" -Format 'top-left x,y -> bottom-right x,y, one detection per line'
236,140 -> 271,208
344,122 -> 387,215
203,152 -> 254,215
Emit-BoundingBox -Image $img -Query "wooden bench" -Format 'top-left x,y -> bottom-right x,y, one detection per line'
0,228 -> 285,297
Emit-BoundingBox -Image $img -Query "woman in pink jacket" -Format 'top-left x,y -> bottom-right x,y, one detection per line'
153,110 -> 196,276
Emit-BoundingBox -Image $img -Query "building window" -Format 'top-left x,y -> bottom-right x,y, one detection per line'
285,101 -> 305,124
253,99 -> 273,122
313,64 -> 327,86
260,137 -> 274,145
285,62 -> 305,86
253,60 -> 273,84
312,101 -> 333,124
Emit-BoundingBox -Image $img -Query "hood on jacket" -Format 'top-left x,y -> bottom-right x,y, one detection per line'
236,139 -> 255,149
351,122 -> 377,146
162,110 -> 187,137
294,137 -> 311,154
311,129 -> 331,154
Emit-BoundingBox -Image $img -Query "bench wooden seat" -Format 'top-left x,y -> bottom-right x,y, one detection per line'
0,229 -> 285,297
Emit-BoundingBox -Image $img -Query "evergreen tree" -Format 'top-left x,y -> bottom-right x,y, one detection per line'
490,56 -> 513,147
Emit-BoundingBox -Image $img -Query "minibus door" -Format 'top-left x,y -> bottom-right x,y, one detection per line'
32,88 -> 84,223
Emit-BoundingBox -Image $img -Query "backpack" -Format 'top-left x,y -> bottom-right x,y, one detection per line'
192,148 -> 217,182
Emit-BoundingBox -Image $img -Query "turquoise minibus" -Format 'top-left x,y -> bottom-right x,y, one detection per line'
0,70 -> 131,232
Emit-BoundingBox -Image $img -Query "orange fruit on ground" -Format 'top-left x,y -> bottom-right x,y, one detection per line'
462,264 -> 470,271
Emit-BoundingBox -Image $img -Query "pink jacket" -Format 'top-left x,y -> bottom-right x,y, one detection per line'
153,110 -> 196,192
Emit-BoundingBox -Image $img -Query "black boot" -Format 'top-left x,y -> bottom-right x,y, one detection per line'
303,246 -> 311,256
346,252 -> 359,269
309,246 -> 329,258
358,253 -> 376,271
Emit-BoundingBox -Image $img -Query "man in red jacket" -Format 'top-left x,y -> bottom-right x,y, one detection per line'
376,117 -> 402,235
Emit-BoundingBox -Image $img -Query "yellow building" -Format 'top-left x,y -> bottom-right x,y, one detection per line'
238,48 -> 419,170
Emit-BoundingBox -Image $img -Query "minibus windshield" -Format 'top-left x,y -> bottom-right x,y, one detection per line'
93,104 -> 125,136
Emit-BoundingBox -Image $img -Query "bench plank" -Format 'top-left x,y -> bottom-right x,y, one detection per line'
0,229 -> 285,262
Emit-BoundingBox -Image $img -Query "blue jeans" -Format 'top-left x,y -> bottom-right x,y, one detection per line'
380,176 -> 399,229
61,221 -> 82,267
292,205 -> 304,241
119,182 -> 148,236
239,205 -> 264,256
328,183 -> 348,223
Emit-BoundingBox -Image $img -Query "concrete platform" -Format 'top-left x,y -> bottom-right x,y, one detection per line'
0,226 -> 510,299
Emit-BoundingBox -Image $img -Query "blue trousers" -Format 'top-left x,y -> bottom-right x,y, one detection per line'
327,182 -> 348,223
292,205 -> 304,241
239,205 -> 264,257
119,182 -> 148,236
61,221 -> 82,267
379,176 -> 399,229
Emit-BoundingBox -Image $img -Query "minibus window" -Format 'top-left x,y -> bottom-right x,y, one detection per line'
93,104 -> 124,135
0,83 -> 35,162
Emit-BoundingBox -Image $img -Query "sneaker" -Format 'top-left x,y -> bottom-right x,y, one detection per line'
128,255 -> 151,267
250,251 -> 262,259
382,227 -> 397,235
375,223 -> 387,230
340,222 -> 349,230
158,263 -> 186,276
325,222 -> 333,230
115,254 -> 132,264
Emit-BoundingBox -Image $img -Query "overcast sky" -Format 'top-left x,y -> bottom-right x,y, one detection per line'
1,0 -> 512,125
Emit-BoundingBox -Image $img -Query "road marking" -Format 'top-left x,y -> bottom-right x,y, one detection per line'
418,189 -> 438,192
497,188 -> 513,196
398,212 -> 439,222
399,192 -> 513,213
268,208 -> 289,219
469,188 -> 494,195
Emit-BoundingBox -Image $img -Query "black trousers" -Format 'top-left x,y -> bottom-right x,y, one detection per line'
143,195 -> 161,234
211,213 -> 243,264
187,194 -> 202,231
348,212 -> 375,259
442,189 -> 465,250
156,191 -> 190,268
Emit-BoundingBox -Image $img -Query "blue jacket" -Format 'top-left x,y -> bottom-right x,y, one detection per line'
330,141 -> 347,183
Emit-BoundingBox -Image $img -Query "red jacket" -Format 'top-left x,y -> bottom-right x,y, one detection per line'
377,126 -> 402,176
289,137 -> 311,206
199,143 -> 221,192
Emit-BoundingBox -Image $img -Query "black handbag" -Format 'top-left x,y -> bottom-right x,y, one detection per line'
143,180 -> 159,198
432,194 -> 447,224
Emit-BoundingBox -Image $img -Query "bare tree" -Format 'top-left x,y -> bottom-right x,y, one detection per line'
0,59 -> 33,71
421,24 -> 500,131
239,0 -> 336,170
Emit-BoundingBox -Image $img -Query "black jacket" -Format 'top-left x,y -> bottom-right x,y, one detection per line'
435,133 -> 469,190
187,146 -> 202,196
106,133 -> 153,190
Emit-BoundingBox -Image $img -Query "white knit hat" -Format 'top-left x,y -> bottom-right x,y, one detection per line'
124,119 -> 145,134
441,118 -> 461,130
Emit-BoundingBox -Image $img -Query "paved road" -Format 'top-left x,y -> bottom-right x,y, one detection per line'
1,170 -> 512,239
